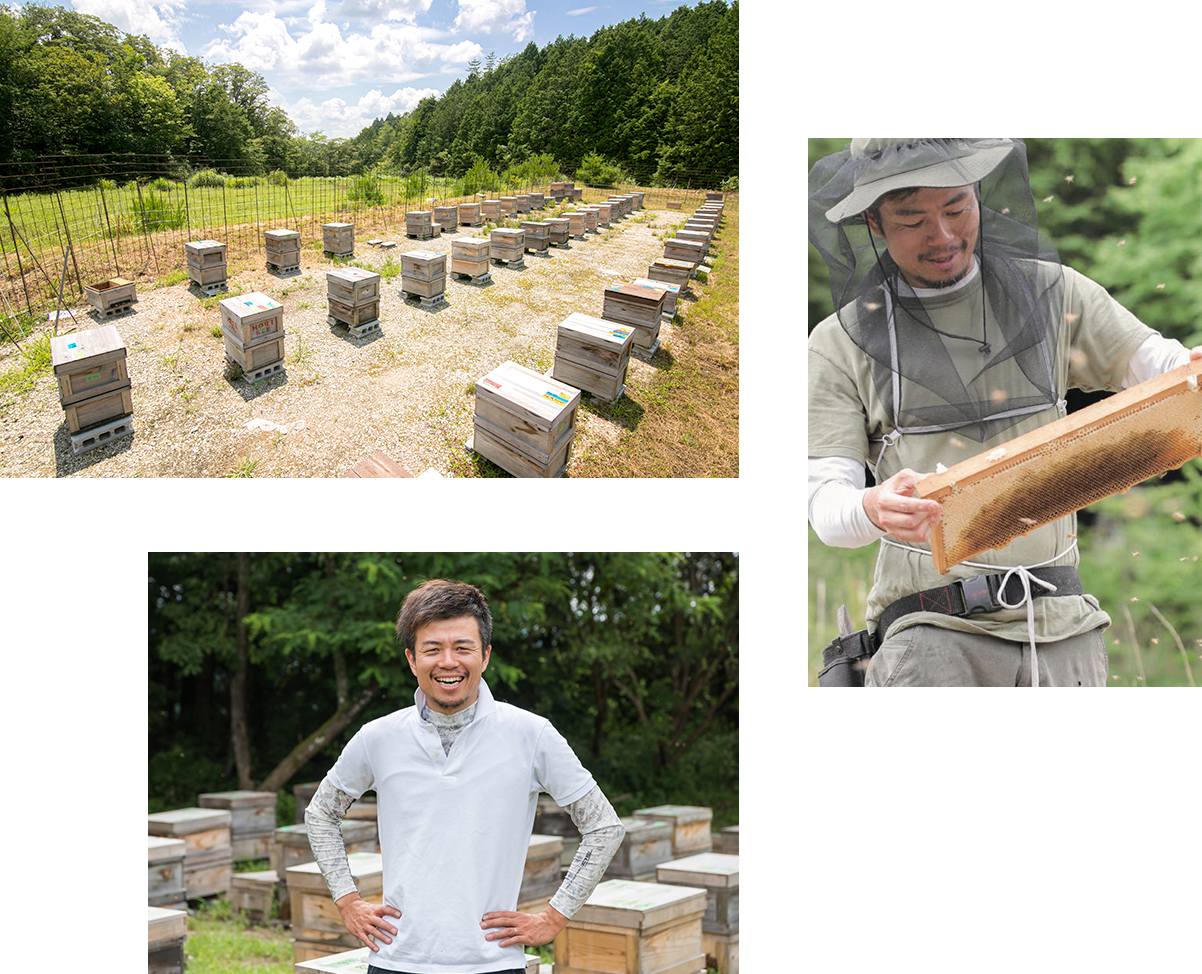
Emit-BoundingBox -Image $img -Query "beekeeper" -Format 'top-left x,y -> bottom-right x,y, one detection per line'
808,138 -> 1202,686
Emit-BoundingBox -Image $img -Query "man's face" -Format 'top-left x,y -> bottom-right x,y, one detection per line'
406,615 -> 491,714
866,185 -> 980,289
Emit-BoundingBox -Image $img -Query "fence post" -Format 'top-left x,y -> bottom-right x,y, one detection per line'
55,191 -> 84,297
3,195 -> 32,313
135,180 -> 161,275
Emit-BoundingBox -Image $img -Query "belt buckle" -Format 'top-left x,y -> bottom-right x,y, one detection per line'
957,573 -> 998,615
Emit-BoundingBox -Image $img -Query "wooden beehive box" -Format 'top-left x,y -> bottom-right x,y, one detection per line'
230,869 -> 278,922
500,196 -> 518,216
607,197 -> 628,216
219,292 -> 285,345
482,199 -> 501,220
288,852 -> 384,960
706,192 -> 723,202
602,283 -> 666,349
664,237 -> 704,265
294,781 -> 320,822
545,218 -> 570,246
327,267 -> 381,305
323,222 -> 354,254
518,194 -> 534,212
328,296 -> 381,327
148,836 -> 187,909
458,202 -> 482,226
265,228 -> 301,270
451,237 -> 491,280
50,324 -> 129,407
62,385 -> 133,434
655,853 -> 739,935
522,833 -> 564,902
199,789 -> 277,859
580,208 -> 599,232
604,816 -> 675,881
677,229 -> 709,255
595,202 -> 612,225
519,221 -> 549,253
148,807 -> 233,898
148,907 -> 187,974
632,191 -> 644,207
489,228 -> 525,262
400,250 -> 447,299
433,205 -> 458,231
566,212 -> 586,238
535,794 -> 583,865
185,239 -> 228,286
270,820 -> 378,921
472,360 -> 580,478
223,329 -> 286,376
648,258 -> 694,288
631,277 -> 681,316
632,805 -> 713,857
343,797 -> 377,822
711,825 -> 739,855
553,311 -> 634,402
550,181 -> 566,199
529,191 -> 545,209
554,879 -> 706,974
917,357 -> 1202,573
84,276 -> 137,314
405,210 -> 436,239
682,223 -> 713,242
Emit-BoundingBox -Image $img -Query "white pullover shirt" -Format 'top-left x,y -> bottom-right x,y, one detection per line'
323,679 -> 597,973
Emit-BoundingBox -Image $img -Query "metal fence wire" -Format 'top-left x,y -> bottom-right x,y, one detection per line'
0,154 -> 733,325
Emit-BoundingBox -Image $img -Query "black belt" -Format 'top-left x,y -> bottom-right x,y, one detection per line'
875,566 -> 1083,643
817,566 -> 1083,687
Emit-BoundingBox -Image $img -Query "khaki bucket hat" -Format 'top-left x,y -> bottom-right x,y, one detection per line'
823,138 -> 1016,223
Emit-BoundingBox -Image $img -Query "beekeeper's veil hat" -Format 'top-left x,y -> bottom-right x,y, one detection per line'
809,138 -> 1064,444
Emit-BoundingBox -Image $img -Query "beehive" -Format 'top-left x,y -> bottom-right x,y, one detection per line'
459,201 -> 483,226
602,283 -> 666,350
664,237 -> 704,265
481,199 -> 502,221
553,311 -> 634,402
270,820 -> 379,921
489,228 -> 525,265
917,358 -> 1202,573
544,218 -> 570,247
566,212 -> 587,238
451,237 -> 491,281
323,222 -> 354,255
516,194 -> 532,213
406,210 -> 435,240
519,220 -> 549,254
594,202 -> 612,225
632,805 -> 713,856
529,191 -> 545,209
472,360 -> 580,478
433,205 -> 458,232
648,258 -> 694,288
554,880 -> 706,974
148,907 -> 187,974
677,229 -> 710,257
327,267 -> 382,332
535,793 -> 583,866
500,196 -> 518,216
148,836 -> 187,909
399,250 -> 447,302
220,292 -> 284,345
84,277 -> 137,316
631,277 -> 681,316
50,325 -> 134,443
265,228 -> 301,271
185,239 -> 227,289
711,825 -> 739,855
148,807 -> 233,898
604,816 -> 675,881
550,181 -> 567,200
230,869 -> 278,922
521,834 -> 564,904
655,853 -> 739,936
579,208 -> 599,233
288,852 -> 384,961
198,790 -> 277,860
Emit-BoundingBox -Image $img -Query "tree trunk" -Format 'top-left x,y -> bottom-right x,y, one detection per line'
591,659 -> 608,757
231,552 -> 254,790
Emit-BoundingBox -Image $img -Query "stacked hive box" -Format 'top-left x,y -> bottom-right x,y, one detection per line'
433,205 -> 458,233
323,222 -> 354,256
549,181 -> 566,200
500,196 -> 517,217
400,250 -> 447,307
288,852 -> 384,963
406,210 -> 436,240
519,220 -> 549,256
631,277 -> 681,317
712,825 -> 739,854
185,239 -> 228,293
265,228 -> 301,272
606,196 -> 627,217
450,237 -> 491,283
578,208 -> 599,233
664,236 -> 704,268
633,805 -> 713,857
230,870 -> 278,923
471,360 -> 579,478
148,807 -> 233,898
565,212 -> 587,239
535,793 -> 583,867
544,217 -> 570,248
219,292 -> 286,382
399,250 -> 447,304
515,194 -> 532,213
293,782 -> 320,822
677,229 -> 710,257
656,854 -> 739,974
529,191 -> 545,209
517,834 -> 564,913
632,191 -> 645,208
555,880 -> 707,974
459,202 -> 483,227
295,947 -> 542,974
148,836 -> 187,909
489,228 -> 525,267
198,789 -> 277,861
595,202 -> 612,226
148,907 -> 187,974
84,277 -> 137,317
604,816 -> 675,881
552,311 -> 634,402
49,324 -> 134,454
602,283 -> 666,353
271,820 -> 379,921
481,199 -> 501,221
571,186 -> 583,201
327,266 -> 382,336
648,258 -> 695,291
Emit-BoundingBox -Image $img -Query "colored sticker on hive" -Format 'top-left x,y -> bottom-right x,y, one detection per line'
483,378 -> 503,389
543,391 -> 569,405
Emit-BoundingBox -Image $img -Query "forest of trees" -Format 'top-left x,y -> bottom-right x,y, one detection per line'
0,2 -> 738,186
148,553 -> 739,826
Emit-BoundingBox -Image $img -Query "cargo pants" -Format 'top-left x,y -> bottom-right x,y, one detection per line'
865,623 -> 1109,687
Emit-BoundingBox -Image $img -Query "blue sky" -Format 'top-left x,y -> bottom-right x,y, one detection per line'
65,0 -> 721,139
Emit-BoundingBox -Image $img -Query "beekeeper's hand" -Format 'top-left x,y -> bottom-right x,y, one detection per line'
864,468 -> 942,543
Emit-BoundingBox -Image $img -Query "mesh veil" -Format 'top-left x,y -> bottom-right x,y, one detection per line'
809,139 -> 1064,443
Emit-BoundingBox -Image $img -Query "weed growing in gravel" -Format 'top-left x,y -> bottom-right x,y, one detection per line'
229,457 -> 259,477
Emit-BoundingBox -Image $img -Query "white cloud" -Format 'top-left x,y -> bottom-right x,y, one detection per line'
452,0 -> 535,43
330,0 -> 435,21
566,6 -> 597,14
284,85 -> 440,137
71,0 -> 189,53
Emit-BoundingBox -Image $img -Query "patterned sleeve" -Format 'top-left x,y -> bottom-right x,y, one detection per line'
303,776 -> 360,902
547,785 -> 625,920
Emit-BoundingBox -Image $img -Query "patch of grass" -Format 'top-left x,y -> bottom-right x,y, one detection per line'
0,330 -> 52,411
158,267 -> 189,288
185,897 -> 292,974
229,457 -> 259,477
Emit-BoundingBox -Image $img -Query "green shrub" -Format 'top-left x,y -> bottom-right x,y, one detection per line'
139,192 -> 187,232
149,177 -> 179,192
225,175 -> 261,189
347,175 -> 384,204
575,151 -> 628,188
460,156 -> 498,197
267,169 -> 288,186
720,174 -> 739,192
189,169 -> 226,189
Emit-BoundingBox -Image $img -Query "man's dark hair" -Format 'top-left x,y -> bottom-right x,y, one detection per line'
396,579 -> 492,653
865,186 -> 922,229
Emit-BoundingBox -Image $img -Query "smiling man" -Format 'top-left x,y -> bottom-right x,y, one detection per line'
807,138 -> 1202,687
305,579 -> 624,973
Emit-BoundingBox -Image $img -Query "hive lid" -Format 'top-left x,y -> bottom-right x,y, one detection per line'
327,266 -> 381,283
576,879 -> 707,930
50,324 -> 126,373
198,790 -> 277,808
148,907 -> 187,943
559,312 -> 635,349
918,358 -> 1202,573
528,833 -> 564,858
220,292 -> 281,316
476,360 -> 580,425
655,852 -> 739,887
186,239 -> 225,250
148,807 -> 231,835
148,836 -> 187,862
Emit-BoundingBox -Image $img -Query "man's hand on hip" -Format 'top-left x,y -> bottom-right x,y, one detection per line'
480,905 -> 569,947
335,892 -> 401,952
864,467 -> 942,543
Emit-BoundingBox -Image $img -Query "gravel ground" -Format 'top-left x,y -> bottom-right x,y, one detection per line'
0,205 -> 698,478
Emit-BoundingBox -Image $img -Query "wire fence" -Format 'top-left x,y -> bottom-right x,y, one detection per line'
0,154 -> 733,329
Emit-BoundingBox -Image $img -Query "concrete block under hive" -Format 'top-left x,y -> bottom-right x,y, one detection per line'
198,790 -> 277,860
84,277 -> 137,316
632,804 -> 713,857
265,228 -> 301,271
451,237 -> 491,282
553,311 -> 634,403
471,360 -> 579,478
323,222 -> 354,256
917,358 -> 1202,573
459,201 -> 482,226
489,228 -> 525,265
148,807 -> 233,899
287,853 -> 383,962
